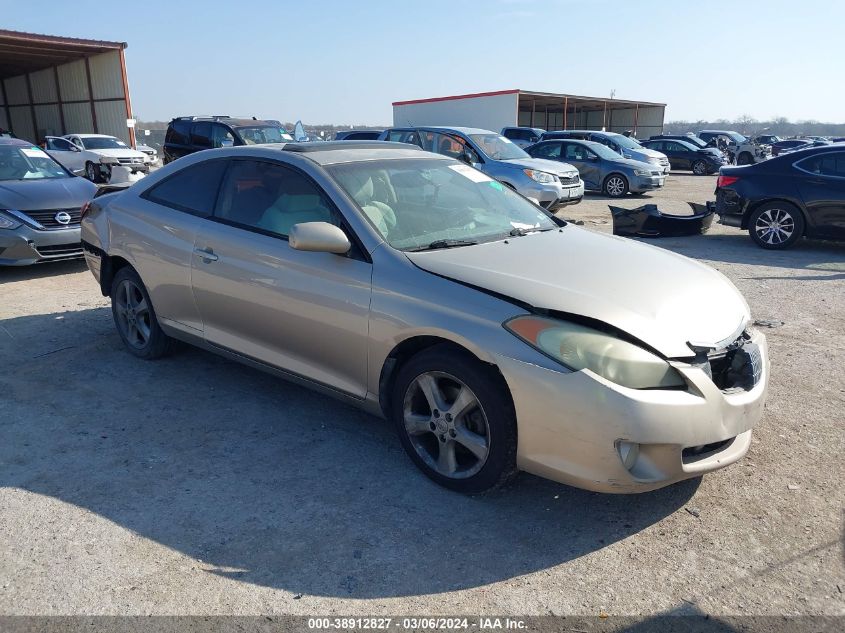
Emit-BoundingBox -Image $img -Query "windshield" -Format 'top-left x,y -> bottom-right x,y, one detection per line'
235,126 -> 293,144
0,145 -> 69,180
467,134 -> 529,160
613,135 -> 645,150
682,136 -> 707,147
328,158 -> 558,251
726,132 -> 747,143
79,136 -> 128,150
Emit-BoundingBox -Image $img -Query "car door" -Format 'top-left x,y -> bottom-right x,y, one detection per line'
662,142 -> 689,169
44,136 -> 86,173
562,142 -> 600,189
793,151 -> 845,239
130,158 -> 229,332
190,158 -> 372,397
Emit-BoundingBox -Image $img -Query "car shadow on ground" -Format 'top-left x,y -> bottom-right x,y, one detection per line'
0,307 -> 699,599
0,258 -> 87,284
629,231 -> 845,273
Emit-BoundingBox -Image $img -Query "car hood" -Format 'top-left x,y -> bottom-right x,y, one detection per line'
499,157 -> 579,177
0,177 -> 97,210
614,157 -> 660,171
405,228 -> 749,358
86,148 -> 147,159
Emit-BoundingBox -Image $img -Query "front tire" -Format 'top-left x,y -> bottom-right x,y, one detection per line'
85,161 -> 100,183
604,174 -> 629,198
692,160 -> 708,175
737,152 -> 753,165
748,202 -> 804,249
111,267 -> 173,359
391,345 -> 517,494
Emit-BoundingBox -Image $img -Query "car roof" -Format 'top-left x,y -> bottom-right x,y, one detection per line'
282,140 -> 434,165
0,137 -> 33,147
392,126 -> 495,136
542,138 -> 604,149
70,133 -> 118,138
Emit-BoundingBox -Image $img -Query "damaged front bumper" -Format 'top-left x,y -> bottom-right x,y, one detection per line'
497,329 -> 769,493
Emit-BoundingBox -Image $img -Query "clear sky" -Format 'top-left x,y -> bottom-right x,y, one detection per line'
3,0 -> 842,125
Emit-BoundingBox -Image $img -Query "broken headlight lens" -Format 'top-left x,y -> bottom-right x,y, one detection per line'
505,315 -> 685,389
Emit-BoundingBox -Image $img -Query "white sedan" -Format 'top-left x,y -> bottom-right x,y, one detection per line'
46,134 -> 148,183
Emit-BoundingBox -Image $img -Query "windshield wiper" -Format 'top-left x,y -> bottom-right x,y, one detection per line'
408,239 -> 478,252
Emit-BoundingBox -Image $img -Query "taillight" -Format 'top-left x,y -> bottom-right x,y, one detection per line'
80,201 -> 92,220
717,175 -> 739,188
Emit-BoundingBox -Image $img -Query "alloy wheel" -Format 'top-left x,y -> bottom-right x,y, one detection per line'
693,161 -> 707,175
114,279 -> 152,349
606,176 -> 626,197
754,208 -> 795,245
402,371 -> 490,479
86,162 -> 97,182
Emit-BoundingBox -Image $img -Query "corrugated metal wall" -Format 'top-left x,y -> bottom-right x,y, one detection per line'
393,92 -> 520,132
517,99 -> 665,137
1,50 -> 130,143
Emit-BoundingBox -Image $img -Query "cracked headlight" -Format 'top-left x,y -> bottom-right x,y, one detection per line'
523,169 -> 556,184
505,315 -> 685,389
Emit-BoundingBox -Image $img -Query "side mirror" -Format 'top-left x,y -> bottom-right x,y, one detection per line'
71,145 -> 81,152
459,152 -> 474,165
289,222 -> 351,254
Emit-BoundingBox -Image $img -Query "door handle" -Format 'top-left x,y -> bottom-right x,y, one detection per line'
194,247 -> 218,262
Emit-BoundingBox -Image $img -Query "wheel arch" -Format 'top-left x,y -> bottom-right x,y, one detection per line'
99,254 -> 134,297
377,335 -> 507,419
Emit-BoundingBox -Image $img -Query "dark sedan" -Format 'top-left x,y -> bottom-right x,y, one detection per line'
641,139 -> 726,175
714,145 -> 845,249
0,137 -> 97,265
770,138 -> 812,156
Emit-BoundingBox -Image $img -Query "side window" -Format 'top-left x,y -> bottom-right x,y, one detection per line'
798,152 -> 845,177
191,122 -> 212,148
502,129 -> 517,140
531,142 -> 561,159
143,159 -> 228,217
211,124 -> 235,148
387,130 -> 422,147
563,144 -> 589,161
431,133 -> 466,159
47,138 -> 73,151
214,160 -> 336,237
166,120 -> 191,145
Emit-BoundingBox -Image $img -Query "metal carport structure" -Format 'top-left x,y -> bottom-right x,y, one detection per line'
0,29 -> 135,146
393,89 -> 666,139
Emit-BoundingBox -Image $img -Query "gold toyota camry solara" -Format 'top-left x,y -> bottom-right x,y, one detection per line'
81,141 -> 769,494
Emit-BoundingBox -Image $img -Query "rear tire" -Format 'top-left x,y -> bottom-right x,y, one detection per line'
110,267 -> 173,359
737,153 -> 753,165
603,174 -> 629,198
748,202 -> 804,249
692,160 -> 708,175
390,345 -> 518,494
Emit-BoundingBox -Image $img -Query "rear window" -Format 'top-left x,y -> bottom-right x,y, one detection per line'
143,159 -> 228,216
166,120 -> 191,145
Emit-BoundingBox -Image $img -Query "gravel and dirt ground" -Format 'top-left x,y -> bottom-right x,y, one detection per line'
1,171 -> 843,618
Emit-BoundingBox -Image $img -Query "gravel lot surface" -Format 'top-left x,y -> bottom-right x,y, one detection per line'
1,172 -> 843,617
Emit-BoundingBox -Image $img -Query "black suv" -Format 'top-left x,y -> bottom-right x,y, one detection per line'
163,116 -> 292,163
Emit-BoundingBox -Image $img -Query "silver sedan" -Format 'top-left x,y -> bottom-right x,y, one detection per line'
81,141 -> 769,494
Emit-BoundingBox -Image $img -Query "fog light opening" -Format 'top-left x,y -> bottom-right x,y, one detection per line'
617,440 -> 640,471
